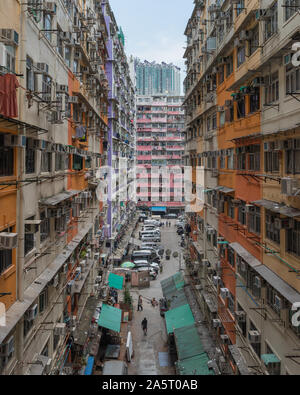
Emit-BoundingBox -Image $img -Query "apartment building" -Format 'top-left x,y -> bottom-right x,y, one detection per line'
136,95 -> 185,215
103,1 -> 136,248
0,0 -> 117,375
135,59 -> 181,96
184,0 -> 300,375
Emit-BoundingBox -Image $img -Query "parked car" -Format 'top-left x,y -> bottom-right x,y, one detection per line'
133,260 -> 159,273
136,266 -> 157,280
141,234 -> 161,242
164,213 -> 177,219
139,213 -> 148,222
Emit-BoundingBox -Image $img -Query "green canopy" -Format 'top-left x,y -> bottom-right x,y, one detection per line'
98,304 -> 122,333
165,304 -> 195,334
175,353 -> 214,375
174,324 -> 205,361
169,288 -> 188,310
121,261 -> 135,268
108,273 -> 124,290
261,354 -> 280,365
161,272 -> 185,300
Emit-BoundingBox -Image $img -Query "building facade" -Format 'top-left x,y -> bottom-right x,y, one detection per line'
135,59 -> 181,96
136,95 -> 185,214
184,0 -> 300,375
0,0 -> 135,375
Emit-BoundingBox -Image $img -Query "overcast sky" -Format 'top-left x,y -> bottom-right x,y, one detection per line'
109,0 -> 195,93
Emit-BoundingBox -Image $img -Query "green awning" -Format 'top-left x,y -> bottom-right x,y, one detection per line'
161,272 -> 185,299
165,304 -> 195,334
98,304 -> 122,333
169,288 -> 188,310
174,324 -> 205,361
108,273 -> 124,290
175,353 -> 214,375
173,272 -> 185,289
261,354 -> 280,365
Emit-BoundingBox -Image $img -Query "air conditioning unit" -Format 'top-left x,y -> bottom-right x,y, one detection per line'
4,134 -> 26,148
0,29 -> 19,46
0,336 -> 14,357
0,232 -> 18,249
54,322 -> 66,336
252,77 -> 265,87
44,2 -> 57,14
60,32 -> 72,42
25,304 -> 38,321
213,318 -> 222,328
240,260 -> 246,272
245,204 -> 254,213
213,275 -> 221,286
95,275 -> 102,283
274,217 -> 293,230
220,288 -> 229,299
56,84 -> 68,94
220,334 -> 230,344
273,140 -> 284,151
36,140 -> 47,150
35,63 -> 49,74
232,199 -> 241,207
234,37 -> 240,47
263,142 -> 271,151
75,267 -> 81,281
212,169 -> 219,177
248,330 -> 261,343
281,178 -> 299,196
80,260 -> 86,272
235,310 -> 246,322
217,106 -> 224,112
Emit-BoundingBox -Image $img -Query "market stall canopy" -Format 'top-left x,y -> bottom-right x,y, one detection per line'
151,206 -> 166,212
174,324 -> 205,361
98,304 -> 122,333
165,304 -> 195,334
108,273 -> 124,290
261,354 -> 280,366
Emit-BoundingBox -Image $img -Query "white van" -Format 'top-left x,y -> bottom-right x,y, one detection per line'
144,219 -> 161,227
141,234 -> 161,242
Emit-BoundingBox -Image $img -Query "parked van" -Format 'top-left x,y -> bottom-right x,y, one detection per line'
141,234 -> 161,242
144,219 -> 161,227
102,360 -> 128,375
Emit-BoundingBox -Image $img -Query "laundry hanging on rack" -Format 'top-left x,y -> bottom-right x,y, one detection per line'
0,73 -> 20,118
75,125 -> 86,139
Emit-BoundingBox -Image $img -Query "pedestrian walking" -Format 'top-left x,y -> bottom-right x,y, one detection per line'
137,295 -> 143,311
141,317 -> 148,335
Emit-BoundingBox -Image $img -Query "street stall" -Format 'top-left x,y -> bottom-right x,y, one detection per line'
175,353 -> 214,375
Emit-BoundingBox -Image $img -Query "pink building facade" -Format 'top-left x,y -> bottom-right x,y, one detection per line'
136,95 -> 185,214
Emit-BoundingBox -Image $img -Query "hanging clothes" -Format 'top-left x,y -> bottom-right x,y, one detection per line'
75,125 -> 86,139
0,73 -> 20,118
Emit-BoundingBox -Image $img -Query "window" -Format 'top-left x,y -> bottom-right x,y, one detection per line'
286,64 -> 300,95
237,256 -> 247,281
39,289 -> 48,314
55,153 -> 66,171
236,0 -> 244,16
0,227 -> 13,275
40,211 -> 50,244
219,65 -> 224,84
287,220 -> 300,257
24,217 -> 35,256
249,320 -> 261,357
25,141 -> 35,174
249,25 -> 259,56
237,45 -> 245,68
236,150 -> 246,170
41,151 -> 52,173
26,56 -> 35,91
265,151 -> 279,173
0,134 -> 14,176
248,206 -> 261,235
73,154 -> 83,170
265,72 -> 279,104
265,210 -> 280,244
264,3 -> 278,41
236,96 -> 245,118
220,155 -> 226,169
57,26 -> 63,57
228,247 -> 235,267
226,55 -> 233,77
227,149 -> 234,169
285,0 -> 300,21
227,197 -> 235,219
285,140 -> 300,174
249,87 -> 260,113
248,145 -> 260,171
219,111 -> 225,127
42,75 -> 52,102
237,303 -> 247,337
65,46 -> 71,68
238,201 -> 247,225
266,285 -> 284,316
43,13 -> 52,41
5,45 -> 16,73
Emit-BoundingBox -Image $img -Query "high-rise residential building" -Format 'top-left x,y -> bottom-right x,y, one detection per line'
184,0 -> 300,375
135,60 -> 181,96
0,0 -> 135,376
104,1 -> 136,249
136,95 -> 185,215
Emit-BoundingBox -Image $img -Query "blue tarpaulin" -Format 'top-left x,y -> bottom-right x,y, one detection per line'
84,356 -> 94,375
